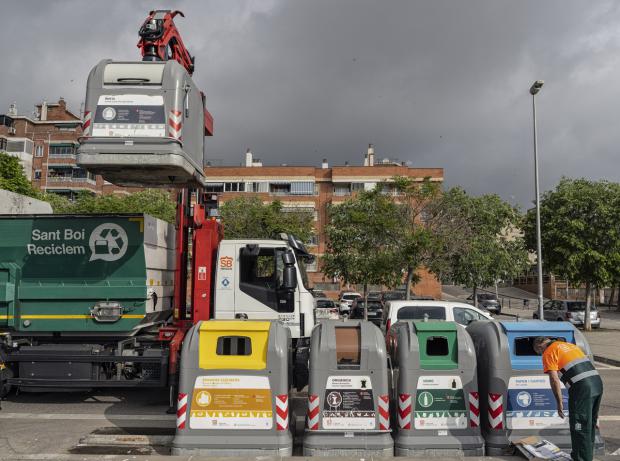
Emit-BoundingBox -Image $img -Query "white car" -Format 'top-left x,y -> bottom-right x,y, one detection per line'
338,292 -> 361,315
381,300 -> 493,333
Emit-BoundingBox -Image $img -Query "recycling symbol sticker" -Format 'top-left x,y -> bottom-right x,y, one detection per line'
417,391 -> 434,408
89,223 -> 128,262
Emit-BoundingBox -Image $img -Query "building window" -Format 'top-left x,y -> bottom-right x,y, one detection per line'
351,182 -> 364,192
308,234 -> 319,246
270,183 -> 291,195
333,184 -> 351,196
6,139 -> 33,155
49,145 -> 76,157
34,169 -> 42,180
305,258 -> 318,272
35,145 -> 44,157
205,183 -> 224,193
224,182 -> 245,192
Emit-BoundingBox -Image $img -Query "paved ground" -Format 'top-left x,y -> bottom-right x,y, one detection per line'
2,366 -> 620,458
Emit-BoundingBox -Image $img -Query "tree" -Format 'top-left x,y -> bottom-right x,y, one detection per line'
219,196 -> 314,242
524,178 -> 620,330
391,176 -> 442,299
445,189 -> 530,306
322,188 -> 405,318
0,152 -> 39,197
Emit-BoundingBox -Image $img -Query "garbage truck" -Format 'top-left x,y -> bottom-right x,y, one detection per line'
0,11 -> 317,398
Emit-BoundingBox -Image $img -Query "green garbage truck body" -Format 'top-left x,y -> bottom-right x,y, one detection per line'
0,214 -> 175,391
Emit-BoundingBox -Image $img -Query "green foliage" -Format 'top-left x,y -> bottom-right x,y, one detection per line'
0,151 -> 40,197
441,188 -> 530,293
524,178 -> 620,328
53,189 -> 177,222
322,188 -> 405,296
219,196 -> 314,242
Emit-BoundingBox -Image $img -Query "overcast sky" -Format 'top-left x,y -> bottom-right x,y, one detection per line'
2,0 -> 619,207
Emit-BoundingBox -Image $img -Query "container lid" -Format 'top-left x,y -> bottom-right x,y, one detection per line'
500,320 -> 575,333
413,320 -> 457,333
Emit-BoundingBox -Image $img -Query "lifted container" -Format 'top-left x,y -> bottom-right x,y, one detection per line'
77,60 -> 210,187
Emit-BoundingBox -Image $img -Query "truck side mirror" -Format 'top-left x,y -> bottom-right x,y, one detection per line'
282,251 -> 295,266
283,266 -> 297,292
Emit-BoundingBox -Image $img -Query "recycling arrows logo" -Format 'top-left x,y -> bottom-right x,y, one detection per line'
89,223 -> 128,262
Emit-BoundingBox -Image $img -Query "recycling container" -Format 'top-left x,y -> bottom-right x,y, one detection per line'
466,320 -> 604,455
78,59 -> 207,187
390,320 -> 485,456
303,319 -> 394,457
172,320 -> 293,456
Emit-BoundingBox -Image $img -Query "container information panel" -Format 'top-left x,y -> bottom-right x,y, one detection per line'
93,94 -> 166,138
189,375 -> 273,430
506,375 -> 569,429
414,375 -> 467,429
322,375 -> 375,430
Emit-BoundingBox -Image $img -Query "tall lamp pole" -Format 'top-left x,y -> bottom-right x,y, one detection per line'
530,80 -> 544,320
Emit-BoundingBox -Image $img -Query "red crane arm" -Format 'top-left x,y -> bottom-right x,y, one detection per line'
137,10 -> 213,135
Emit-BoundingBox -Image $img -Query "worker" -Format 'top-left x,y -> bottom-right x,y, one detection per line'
533,337 -> 603,461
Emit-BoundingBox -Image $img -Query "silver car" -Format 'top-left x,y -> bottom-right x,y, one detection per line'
533,300 -> 601,328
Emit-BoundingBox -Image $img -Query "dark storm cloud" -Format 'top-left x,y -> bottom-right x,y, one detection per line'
2,0 -> 619,206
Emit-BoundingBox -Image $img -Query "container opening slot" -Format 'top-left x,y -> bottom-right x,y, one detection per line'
216,336 -> 252,356
335,326 -> 360,368
515,336 -> 567,356
426,336 -> 449,356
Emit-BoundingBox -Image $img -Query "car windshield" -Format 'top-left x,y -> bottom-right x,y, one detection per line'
396,305 -> 446,320
296,254 -> 312,290
384,291 -> 406,301
478,294 -> 497,300
343,294 -> 359,300
316,299 -> 335,308
356,301 -> 382,310
567,301 -> 592,312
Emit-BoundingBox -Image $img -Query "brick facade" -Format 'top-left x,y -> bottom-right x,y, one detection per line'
204,151 -> 444,298
0,99 -> 137,198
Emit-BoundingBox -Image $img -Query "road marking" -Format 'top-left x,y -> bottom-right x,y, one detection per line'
0,412 -> 175,421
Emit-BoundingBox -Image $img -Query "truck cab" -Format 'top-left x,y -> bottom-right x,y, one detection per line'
213,234 -> 316,340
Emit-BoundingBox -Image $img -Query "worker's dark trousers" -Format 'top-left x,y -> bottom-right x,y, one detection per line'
568,375 -> 603,461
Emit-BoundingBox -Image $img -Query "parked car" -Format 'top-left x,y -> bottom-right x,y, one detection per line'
338,291 -> 361,315
367,291 -> 383,302
382,300 -> 493,334
311,289 -> 327,298
533,300 -> 601,328
467,293 -> 502,314
314,298 -> 340,321
349,299 -> 384,326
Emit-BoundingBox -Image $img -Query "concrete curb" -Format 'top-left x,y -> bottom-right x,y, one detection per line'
595,355 -> 620,367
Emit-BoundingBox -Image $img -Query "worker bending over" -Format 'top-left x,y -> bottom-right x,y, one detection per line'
533,337 -> 603,461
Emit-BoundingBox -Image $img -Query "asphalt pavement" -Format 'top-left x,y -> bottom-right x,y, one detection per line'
2,304 -> 620,459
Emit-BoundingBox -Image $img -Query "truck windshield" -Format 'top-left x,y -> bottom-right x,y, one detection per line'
297,254 -> 313,289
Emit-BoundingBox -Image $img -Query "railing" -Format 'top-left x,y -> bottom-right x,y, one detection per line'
47,176 -> 97,185
49,153 -> 76,158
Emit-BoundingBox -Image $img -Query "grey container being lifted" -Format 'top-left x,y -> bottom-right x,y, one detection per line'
466,320 -> 604,456
171,320 -> 293,456
390,320 -> 485,456
303,319 -> 394,457
77,59 -> 207,187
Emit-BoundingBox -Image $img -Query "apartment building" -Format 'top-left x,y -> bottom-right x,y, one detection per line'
204,146 -> 445,298
0,99 -> 135,199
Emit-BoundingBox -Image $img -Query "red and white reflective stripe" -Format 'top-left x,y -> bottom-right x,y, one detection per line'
168,110 -> 183,139
398,393 -> 412,429
378,394 -> 390,430
469,391 -> 480,428
82,111 -> 92,136
275,394 -> 289,431
488,392 -> 503,429
177,392 -> 188,429
307,394 -> 319,430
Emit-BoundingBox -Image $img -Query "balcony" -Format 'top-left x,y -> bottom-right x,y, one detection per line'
47,176 -> 96,185
49,152 -> 77,159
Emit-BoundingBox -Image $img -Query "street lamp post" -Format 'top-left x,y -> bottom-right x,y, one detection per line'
530,80 -> 544,320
